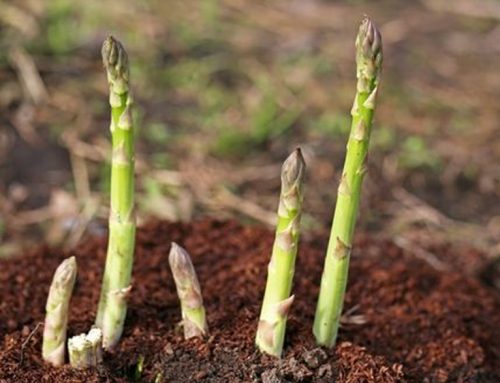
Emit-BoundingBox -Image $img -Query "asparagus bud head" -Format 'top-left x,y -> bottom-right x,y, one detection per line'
355,17 -> 383,95
281,148 -> 305,195
42,256 -> 77,366
102,35 -> 130,96
169,243 -> 208,339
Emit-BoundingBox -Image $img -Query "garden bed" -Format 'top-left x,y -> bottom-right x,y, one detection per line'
1,219 -> 499,382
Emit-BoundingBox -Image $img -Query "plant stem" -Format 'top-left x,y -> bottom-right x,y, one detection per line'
313,17 -> 382,348
95,36 -> 136,350
68,328 -> 103,369
256,148 -> 306,357
168,243 -> 208,339
42,256 -> 77,366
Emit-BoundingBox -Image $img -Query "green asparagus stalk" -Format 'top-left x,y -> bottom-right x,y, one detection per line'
95,36 -> 136,350
313,17 -> 383,348
42,256 -> 77,366
256,148 -> 306,357
168,242 -> 208,339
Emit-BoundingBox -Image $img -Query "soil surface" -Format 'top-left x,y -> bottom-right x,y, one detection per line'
1,219 -> 499,382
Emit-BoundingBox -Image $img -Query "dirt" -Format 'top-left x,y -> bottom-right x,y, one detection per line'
0,219 -> 499,382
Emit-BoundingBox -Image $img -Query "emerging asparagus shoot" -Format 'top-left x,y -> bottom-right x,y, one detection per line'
68,328 -> 103,369
95,36 -> 136,350
168,242 -> 208,339
256,148 -> 306,357
42,256 -> 77,366
313,17 -> 383,347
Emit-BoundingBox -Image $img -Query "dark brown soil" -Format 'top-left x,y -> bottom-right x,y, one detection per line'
1,219 -> 499,382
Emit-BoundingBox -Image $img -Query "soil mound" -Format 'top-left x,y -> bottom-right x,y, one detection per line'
1,219 -> 499,382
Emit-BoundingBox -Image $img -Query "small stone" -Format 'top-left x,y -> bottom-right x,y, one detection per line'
302,348 -> 328,369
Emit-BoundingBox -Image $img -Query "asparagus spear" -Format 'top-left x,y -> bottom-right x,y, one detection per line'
313,17 -> 382,348
42,256 -> 77,366
168,243 -> 208,339
95,36 -> 136,349
256,148 -> 306,357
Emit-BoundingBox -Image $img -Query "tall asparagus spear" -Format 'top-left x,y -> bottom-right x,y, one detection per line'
42,256 -> 77,366
95,36 -> 136,349
168,243 -> 208,339
313,17 -> 382,348
256,148 -> 306,357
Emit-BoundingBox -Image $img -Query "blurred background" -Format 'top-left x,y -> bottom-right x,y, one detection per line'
0,0 -> 498,260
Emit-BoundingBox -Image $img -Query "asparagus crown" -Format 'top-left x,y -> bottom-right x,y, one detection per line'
102,35 -> 130,96
355,17 -> 383,93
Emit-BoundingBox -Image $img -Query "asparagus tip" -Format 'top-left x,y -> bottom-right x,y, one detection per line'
169,242 -> 189,269
357,16 -> 382,61
281,147 -> 306,192
101,35 -> 129,82
55,256 -> 77,286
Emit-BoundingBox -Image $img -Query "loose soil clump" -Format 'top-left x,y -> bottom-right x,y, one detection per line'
1,219 -> 499,382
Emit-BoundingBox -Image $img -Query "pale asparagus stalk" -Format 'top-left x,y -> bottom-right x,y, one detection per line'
42,256 -> 77,366
168,243 -> 208,339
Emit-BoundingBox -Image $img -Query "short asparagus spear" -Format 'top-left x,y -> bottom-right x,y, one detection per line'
256,148 -> 306,357
68,328 -> 102,368
95,36 -> 136,349
42,256 -> 77,366
68,334 -> 91,369
68,328 -> 102,369
313,17 -> 383,348
168,243 -> 208,339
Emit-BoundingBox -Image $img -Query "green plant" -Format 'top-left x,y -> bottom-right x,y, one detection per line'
256,148 -> 306,357
42,256 -> 77,366
169,242 -> 208,339
313,17 -> 383,348
95,36 -> 136,350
